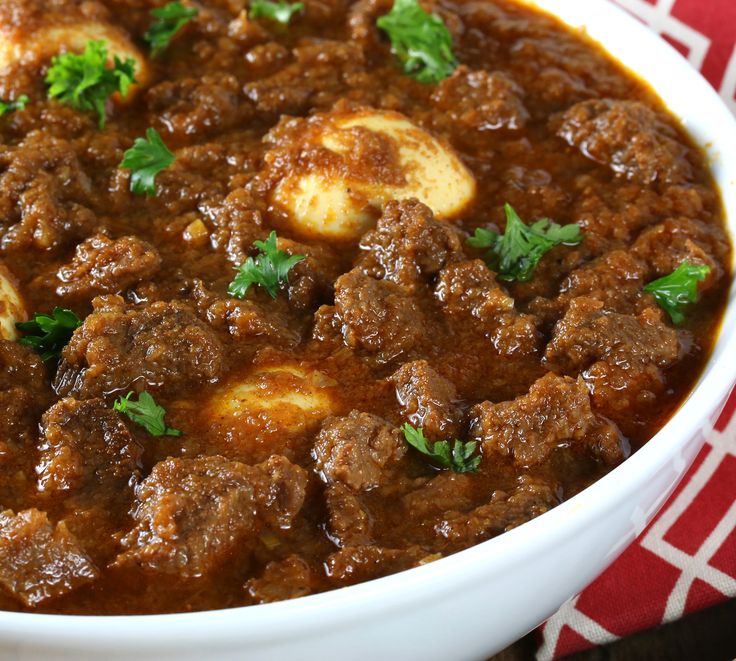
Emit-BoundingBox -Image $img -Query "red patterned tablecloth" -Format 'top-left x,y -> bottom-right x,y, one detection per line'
539,1 -> 736,657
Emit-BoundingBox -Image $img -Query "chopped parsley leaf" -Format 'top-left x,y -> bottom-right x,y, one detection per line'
250,0 -> 304,23
15,308 -> 82,362
113,391 -> 182,437
0,95 -> 28,117
376,0 -> 457,84
644,261 -> 711,325
401,423 -> 480,473
228,231 -> 305,299
45,40 -> 136,129
120,128 -> 175,197
145,2 -> 199,56
468,203 -> 583,283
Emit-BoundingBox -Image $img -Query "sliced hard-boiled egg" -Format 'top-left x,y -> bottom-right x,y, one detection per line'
205,363 -> 337,455
0,263 -> 26,341
0,20 -> 150,97
270,109 -> 476,240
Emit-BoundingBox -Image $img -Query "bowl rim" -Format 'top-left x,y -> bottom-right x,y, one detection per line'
1,0 -> 735,645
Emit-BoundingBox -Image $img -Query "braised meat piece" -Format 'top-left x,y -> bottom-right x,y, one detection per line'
436,476 -> 560,547
246,555 -> 312,604
543,296 -> 681,375
56,234 -> 161,299
244,41 -> 371,118
390,360 -> 461,440
0,340 -> 48,448
146,74 -> 247,142
54,296 -> 224,398
632,217 -> 729,290
556,99 -> 693,185
115,455 -> 307,577
324,483 -> 373,548
0,132 -> 96,252
470,372 -> 625,467
358,199 -> 464,292
435,260 -> 540,355
0,508 -> 98,607
36,398 -> 143,502
333,269 -> 425,361
313,410 -> 405,491
325,545 -> 429,587
431,66 -> 529,132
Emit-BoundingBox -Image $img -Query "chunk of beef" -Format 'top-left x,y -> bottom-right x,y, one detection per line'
556,99 -> 692,185
543,296 -> 681,375
401,472 -> 474,520
244,41 -> 371,118
0,131 -> 97,252
389,360 -> 461,440
191,280 -> 300,347
325,544 -> 429,587
36,398 -> 143,503
544,297 -> 682,431
529,250 -> 648,325
469,372 -> 624,467
206,189 -> 266,265
115,455 -> 307,577
324,483 -> 373,547
0,509 -> 98,607
245,555 -> 312,604
333,270 -> 425,361
0,340 -> 47,449
435,476 -> 560,547
431,66 -> 529,132
0,341 -> 49,507
435,260 -> 540,355
56,234 -> 161,299
557,250 -> 647,314
358,199 -> 464,292
313,410 -> 405,491
632,217 -> 729,290
146,74 -> 247,142
54,296 -> 223,398
276,236 -> 342,312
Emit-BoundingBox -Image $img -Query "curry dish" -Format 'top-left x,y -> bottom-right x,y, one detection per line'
0,0 -> 731,614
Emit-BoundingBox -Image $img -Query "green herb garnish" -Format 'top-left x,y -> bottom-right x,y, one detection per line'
401,423 -> 480,473
113,391 -> 182,437
145,1 -> 199,56
228,231 -> 305,299
468,203 -> 583,283
45,40 -> 136,129
15,308 -> 82,362
644,261 -> 710,325
0,95 -> 28,117
376,0 -> 457,84
250,0 -> 304,23
120,128 -> 175,197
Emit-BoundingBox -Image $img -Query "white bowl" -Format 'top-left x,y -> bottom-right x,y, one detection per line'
2,1 -> 735,659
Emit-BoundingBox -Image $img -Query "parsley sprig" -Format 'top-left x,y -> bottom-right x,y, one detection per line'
468,203 -> 583,283
120,128 -> 175,197
376,0 -> 457,84
15,308 -> 82,362
113,391 -> 182,437
644,261 -> 711,325
228,231 -> 305,299
401,423 -> 480,473
0,95 -> 28,117
45,40 -> 136,129
145,2 -> 199,57
250,0 -> 304,24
